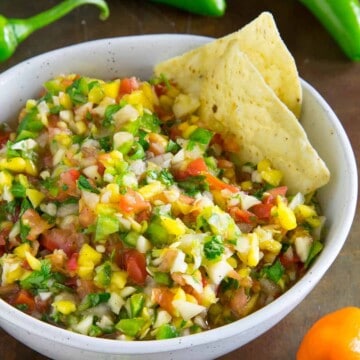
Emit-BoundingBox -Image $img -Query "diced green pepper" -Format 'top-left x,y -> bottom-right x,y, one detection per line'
115,318 -> 146,337
95,215 -> 120,242
156,323 -> 179,339
146,215 -> 170,246
189,127 -> 213,145
130,293 -> 145,317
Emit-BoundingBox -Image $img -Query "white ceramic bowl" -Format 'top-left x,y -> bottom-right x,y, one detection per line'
0,35 -> 357,360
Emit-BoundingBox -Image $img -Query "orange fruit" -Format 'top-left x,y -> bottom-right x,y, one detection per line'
297,307 -> 360,360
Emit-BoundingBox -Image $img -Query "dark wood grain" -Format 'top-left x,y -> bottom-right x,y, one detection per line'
0,1 -> 359,359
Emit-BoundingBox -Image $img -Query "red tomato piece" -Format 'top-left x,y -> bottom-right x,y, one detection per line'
186,158 -> 208,176
229,207 -> 256,224
249,203 -> 274,220
12,289 -> 36,313
119,190 -> 150,214
123,249 -> 147,285
21,209 -> 52,241
67,252 -> 79,272
204,173 -> 239,193
152,287 -> 175,315
40,228 -> 79,256
119,77 -> 140,96
0,131 -> 10,148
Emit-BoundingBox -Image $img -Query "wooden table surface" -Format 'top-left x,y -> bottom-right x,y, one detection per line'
0,1 -> 359,359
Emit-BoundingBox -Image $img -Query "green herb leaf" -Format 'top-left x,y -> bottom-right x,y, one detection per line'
177,175 -> 209,196
203,235 -> 225,260
304,241 -> 323,268
77,175 -> 100,194
78,292 -> 111,311
261,259 -> 284,283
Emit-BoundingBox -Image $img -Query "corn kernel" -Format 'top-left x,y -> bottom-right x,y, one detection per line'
53,300 -> 77,315
26,188 -> 45,208
25,251 -> 41,271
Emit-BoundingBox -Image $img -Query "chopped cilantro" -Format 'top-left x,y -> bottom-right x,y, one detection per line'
177,175 -> 209,196
261,259 -> 284,283
77,175 -> 100,194
78,292 -> 111,311
203,235 -> 225,260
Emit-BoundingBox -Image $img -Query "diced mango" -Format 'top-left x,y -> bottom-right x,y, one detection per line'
26,188 -> 45,208
53,300 -> 77,315
25,251 -> 41,271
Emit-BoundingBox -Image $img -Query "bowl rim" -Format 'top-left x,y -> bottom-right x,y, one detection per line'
0,34 -> 358,355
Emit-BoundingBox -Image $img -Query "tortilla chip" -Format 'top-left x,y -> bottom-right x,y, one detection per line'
155,12 -> 302,118
198,41 -> 330,195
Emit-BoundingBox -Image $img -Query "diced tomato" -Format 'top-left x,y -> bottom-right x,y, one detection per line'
0,131 -> 11,148
12,289 -> 36,313
152,287 -> 175,315
204,172 -> 239,193
119,77 -> 139,96
263,186 -> 288,205
54,168 -> 81,200
186,158 -> 208,176
40,228 -> 80,256
119,189 -> 151,214
123,249 -> 147,285
229,207 -> 256,224
249,203 -> 274,220
97,160 -> 105,176
106,240 -> 124,268
154,83 -> 167,97
67,252 -> 79,272
76,279 -> 98,299
135,209 -> 151,223
22,209 -> 53,241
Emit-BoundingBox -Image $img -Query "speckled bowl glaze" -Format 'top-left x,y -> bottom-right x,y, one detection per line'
0,35 -> 357,360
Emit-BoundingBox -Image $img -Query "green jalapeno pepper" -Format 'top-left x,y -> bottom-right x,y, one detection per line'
300,0 -> 360,61
0,0 -> 109,62
150,0 -> 226,17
